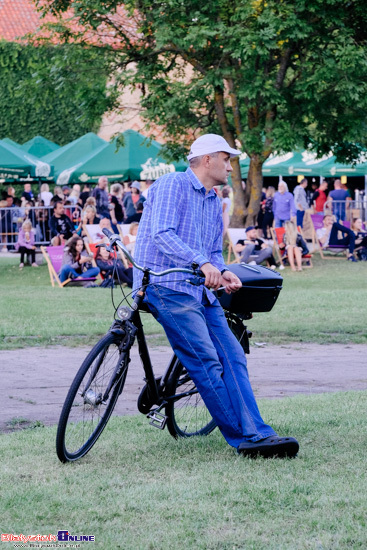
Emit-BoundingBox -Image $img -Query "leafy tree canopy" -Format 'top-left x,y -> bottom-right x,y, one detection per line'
0,40 -> 112,147
36,0 -> 367,224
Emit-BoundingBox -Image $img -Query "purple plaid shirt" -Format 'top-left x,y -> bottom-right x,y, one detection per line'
133,168 -> 226,303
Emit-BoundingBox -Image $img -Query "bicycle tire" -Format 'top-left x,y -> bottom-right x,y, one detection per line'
165,356 -> 217,438
165,318 -> 247,438
56,332 -> 128,462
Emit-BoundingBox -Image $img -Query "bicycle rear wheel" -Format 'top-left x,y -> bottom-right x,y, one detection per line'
164,317 -> 248,439
165,356 -> 217,438
56,332 -> 128,462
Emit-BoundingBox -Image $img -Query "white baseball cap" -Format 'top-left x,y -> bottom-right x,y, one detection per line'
187,134 -> 241,161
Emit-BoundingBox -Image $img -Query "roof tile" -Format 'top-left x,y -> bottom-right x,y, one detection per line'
0,0 -> 41,41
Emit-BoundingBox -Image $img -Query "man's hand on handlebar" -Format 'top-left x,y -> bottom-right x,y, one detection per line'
220,270 -> 242,294
200,263 -> 226,290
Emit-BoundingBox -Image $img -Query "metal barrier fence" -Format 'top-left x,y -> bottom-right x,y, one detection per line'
323,199 -> 367,223
1,200 -> 366,251
0,205 -> 82,250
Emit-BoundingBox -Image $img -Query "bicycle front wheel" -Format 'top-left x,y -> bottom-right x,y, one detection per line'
165,356 -> 217,438
56,332 -> 128,462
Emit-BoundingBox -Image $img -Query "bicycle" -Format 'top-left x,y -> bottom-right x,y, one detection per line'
56,229 -> 278,463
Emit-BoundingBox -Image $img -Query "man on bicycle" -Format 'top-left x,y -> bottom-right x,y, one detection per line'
133,133 -> 299,458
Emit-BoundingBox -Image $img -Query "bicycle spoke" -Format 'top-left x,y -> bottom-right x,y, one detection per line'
56,333 -> 128,462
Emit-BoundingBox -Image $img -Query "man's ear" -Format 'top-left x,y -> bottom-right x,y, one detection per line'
203,154 -> 212,167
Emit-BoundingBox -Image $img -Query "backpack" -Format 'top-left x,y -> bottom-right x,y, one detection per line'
100,276 -> 114,288
356,247 -> 367,261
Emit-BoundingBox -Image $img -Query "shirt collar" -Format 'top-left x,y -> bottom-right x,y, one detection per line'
185,167 -> 217,197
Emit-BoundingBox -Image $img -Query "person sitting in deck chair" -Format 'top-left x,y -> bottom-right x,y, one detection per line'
234,226 -> 276,269
316,214 -> 357,262
59,235 -> 100,283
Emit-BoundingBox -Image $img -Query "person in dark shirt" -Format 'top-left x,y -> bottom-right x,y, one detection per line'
21,183 -> 34,202
79,184 -> 92,207
0,195 -> 14,251
49,201 -> 76,245
327,179 -> 349,222
110,183 -> 125,226
234,226 -> 277,268
124,201 -> 144,224
92,176 -> 111,219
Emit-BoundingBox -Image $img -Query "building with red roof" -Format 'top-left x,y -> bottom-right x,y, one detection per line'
0,0 -> 166,142
0,0 -> 42,41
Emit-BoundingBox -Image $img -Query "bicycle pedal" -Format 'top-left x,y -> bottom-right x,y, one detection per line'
147,410 -> 167,430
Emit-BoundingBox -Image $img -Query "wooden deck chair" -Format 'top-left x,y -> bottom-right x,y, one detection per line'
86,229 -> 129,269
83,242 -> 103,282
117,223 -> 131,239
116,224 -> 133,268
310,214 -> 347,259
87,242 -> 126,283
226,228 -> 273,266
226,228 -> 247,263
41,245 -> 98,288
83,224 -> 106,244
270,227 -> 313,268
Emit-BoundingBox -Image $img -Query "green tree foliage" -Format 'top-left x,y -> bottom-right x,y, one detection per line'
37,0 -> 367,224
0,40 -> 112,147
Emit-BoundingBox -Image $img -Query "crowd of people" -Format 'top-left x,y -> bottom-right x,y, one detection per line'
1,172 -> 366,278
0,176 -> 151,285
219,176 -> 366,269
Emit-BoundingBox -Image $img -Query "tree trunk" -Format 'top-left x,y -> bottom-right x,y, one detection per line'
229,156 -> 246,227
213,88 -> 246,227
244,156 -> 264,226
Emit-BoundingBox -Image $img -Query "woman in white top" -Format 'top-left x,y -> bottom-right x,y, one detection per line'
68,184 -> 81,206
39,183 -> 53,207
221,187 -> 231,236
123,222 -> 139,257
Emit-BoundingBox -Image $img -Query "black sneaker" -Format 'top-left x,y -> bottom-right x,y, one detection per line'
237,436 -> 299,458
347,256 -> 358,262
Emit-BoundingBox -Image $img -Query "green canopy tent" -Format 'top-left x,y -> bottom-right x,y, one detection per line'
239,153 -> 250,178
0,140 -> 54,181
42,132 -> 108,184
240,151 -> 313,179
22,136 -> 60,158
2,137 -> 22,149
55,129 -> 187,185
319,156 -> 367,178
240,150 -> 339,179
262,151 -> 306,177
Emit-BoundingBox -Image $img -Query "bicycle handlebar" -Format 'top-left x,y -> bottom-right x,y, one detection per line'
102,228 -> 205,278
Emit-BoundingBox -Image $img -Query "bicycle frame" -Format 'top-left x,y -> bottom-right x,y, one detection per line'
108,271 -> 184,413
101,228 -> 252,421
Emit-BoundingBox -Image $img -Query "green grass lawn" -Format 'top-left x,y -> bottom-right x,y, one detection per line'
0,256 -> 164,349
0,254 -> 366,349
1,390 -> 367,549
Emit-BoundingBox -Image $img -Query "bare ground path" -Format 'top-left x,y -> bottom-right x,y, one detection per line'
1,343 -> 367,433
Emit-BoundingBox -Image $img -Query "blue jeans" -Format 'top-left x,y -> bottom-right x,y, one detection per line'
59,265 -> 100,283
296,210 -> 305,228
330,222 -> 355,254
274,218 -> 289,228
145,285 -> 276,448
